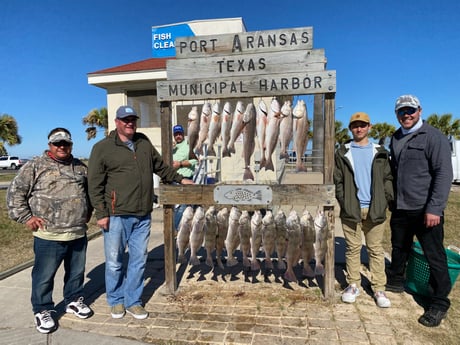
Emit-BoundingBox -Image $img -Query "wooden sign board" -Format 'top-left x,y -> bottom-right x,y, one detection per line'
157,70 -> 336,101
175,27 -> 313,58
167,49 -> 326,80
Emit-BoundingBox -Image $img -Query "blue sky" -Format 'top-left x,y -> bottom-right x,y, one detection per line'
1,0 -> 459,158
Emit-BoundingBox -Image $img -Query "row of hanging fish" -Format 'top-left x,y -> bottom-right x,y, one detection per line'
176,205 -> 328,282
186,98 -> 310,181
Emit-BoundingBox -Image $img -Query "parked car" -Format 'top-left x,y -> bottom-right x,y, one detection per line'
0,156 -> 26,169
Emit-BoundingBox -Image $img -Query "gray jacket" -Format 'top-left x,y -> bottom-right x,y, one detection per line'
390,122 -> 452,215
7,152 -> 90,233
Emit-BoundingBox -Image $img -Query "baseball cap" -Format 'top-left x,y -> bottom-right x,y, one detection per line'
349,112 -> 370,126
116,106 -> 138,119
394,95 -> 421,112
173,124 -> 184,134
48,130 -> 73,144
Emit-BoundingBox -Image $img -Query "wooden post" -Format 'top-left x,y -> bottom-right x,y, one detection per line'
323,93 -> 336,300
160,101 -> 177,294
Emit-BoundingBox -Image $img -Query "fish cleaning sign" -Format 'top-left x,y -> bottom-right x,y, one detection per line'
214,185 -> 272,205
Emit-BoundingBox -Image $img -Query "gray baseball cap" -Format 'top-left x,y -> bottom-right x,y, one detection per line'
116,106 -> 138,119
395,95 -> 421,112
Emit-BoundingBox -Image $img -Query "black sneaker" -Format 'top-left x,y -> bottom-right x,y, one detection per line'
66,297 -> 94,319
34,310 -> 57,334
418,307 -> 447,327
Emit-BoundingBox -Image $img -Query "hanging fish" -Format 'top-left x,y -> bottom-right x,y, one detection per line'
264,98 -> 281,171
227,101 -> 245,155
256,99 -> 268,168
220,102 -> 233,158
195,102 -> 212,155
242,103 -> 256,181
206,101 -> 222,157
292,99 -> 310,172
278,100 -> 293,161
186,106 -> 199,160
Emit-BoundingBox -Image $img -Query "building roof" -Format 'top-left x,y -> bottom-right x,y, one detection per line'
88,57 -> 171,75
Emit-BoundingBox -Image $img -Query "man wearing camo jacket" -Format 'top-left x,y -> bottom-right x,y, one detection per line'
7,128 -> 94,334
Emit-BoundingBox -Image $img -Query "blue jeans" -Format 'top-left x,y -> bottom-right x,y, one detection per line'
103,214 -> 151,308
31,236 -> 87,314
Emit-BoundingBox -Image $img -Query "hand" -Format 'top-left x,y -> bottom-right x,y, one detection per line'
172,160 -> 180,169
97,217 -> 110,230
25,216 -> 46,231
181,178 -> 194,185
424,213 -> 441,228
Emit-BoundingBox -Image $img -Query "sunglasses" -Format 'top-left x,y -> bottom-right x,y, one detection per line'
119,117 -> 138,123
51,141 -> 72,147
397,107 -> 418,117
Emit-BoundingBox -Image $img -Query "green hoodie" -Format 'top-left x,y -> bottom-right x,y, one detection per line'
334,142 -> 393,224
88,130 -> 183,219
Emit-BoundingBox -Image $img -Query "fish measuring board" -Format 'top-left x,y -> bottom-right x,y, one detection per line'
214,185 -> 272,205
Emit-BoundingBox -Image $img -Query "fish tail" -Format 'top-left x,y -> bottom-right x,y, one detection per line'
265,158 -> 274,171
222,148 -> 231,157
243,168 -> 254,181
207,146 -> 216,157
254,190 -> 262,200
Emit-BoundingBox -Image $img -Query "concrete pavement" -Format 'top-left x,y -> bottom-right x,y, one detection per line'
0,208 -> 455,345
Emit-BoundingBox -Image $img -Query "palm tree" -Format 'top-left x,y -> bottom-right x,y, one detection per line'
0,114 -> 22,155
83,107 -> 108,140
369,122 -> 396,145
335,120 -> 350,147
426,113 -> 460,139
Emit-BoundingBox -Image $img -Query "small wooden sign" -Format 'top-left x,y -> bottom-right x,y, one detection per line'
167,49 -> 326,80
157,70 -> 336,101
175,27 -> 313,58
214,185 -> 273,205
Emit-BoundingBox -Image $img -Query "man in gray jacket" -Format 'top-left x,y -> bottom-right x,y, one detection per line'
386,95 -> 453,327
334,112 -> 393,308
7,128 -> 93,334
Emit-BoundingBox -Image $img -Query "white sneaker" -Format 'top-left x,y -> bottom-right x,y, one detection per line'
66,296 -> 94,319
34,310 -> 56,334
374,291 -> 391,308
342,284 -> 360,303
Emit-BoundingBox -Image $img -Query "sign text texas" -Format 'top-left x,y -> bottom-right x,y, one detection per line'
156,70 -> 336,101
167,49 -> 326,80
175,27 -> 313,58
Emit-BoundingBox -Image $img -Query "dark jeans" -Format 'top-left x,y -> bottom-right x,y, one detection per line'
389,209 -> 451,311
31,236 -> 87,313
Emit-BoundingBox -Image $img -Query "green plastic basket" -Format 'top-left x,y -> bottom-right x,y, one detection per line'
405,242 -> 460,296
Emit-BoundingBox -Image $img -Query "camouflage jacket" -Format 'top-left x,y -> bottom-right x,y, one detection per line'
7,151 -> 90,233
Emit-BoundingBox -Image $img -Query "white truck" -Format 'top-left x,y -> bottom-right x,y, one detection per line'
0,156 -> 24,169
451,139 -> 460,183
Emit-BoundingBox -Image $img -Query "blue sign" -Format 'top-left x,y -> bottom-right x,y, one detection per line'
152,24 -> 195,58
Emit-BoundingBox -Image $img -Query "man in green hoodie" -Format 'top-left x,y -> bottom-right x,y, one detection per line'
334,112 -> 393,308
88,106 -> 193,320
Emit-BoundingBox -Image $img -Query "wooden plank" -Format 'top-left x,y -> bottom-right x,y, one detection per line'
159,184 -> 336,207
175,27 -> 313,58
167,49 -> 326,80
159,102 -> 177,295
324,206 -> 336,300
157,70 -> 336,101
323,94 -> 336,184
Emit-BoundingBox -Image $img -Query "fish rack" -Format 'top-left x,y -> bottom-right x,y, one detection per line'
157,26 -> 337,300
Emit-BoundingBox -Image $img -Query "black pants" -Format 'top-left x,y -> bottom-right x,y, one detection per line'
389,209 -> 451,311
